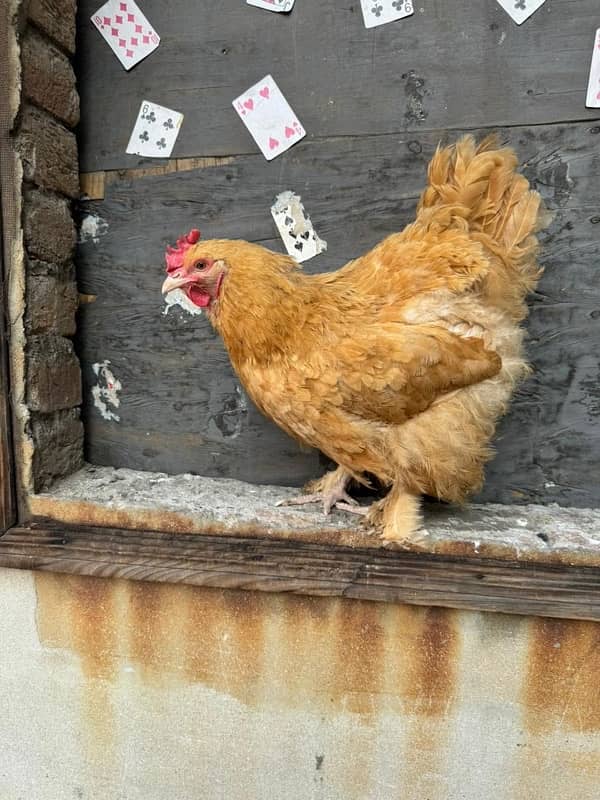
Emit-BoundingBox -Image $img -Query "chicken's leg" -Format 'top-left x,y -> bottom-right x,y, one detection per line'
364,484 -> 425,543
277,466 -> 361,515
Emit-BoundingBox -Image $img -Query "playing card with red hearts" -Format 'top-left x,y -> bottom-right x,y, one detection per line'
232,75 -> 306,161
91,0 -> 160,70
586,29 -> 600,108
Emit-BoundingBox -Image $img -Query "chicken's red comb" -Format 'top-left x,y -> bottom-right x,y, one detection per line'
165,229 -> 201,274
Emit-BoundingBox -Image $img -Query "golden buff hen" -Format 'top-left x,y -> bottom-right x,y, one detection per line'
162,135 -> 549,542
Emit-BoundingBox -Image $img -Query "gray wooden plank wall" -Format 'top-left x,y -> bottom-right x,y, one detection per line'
75,0 -> 600,506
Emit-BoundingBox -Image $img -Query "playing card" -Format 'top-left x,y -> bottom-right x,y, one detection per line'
586,29 -> 600,109
91,0 -> 160,70
232,75 -> 305,161
494,0 -> 546,26
360,0 -> 413,29
271,191 -> 327,263
126,101 -> 184,158
247,0 -> 295,12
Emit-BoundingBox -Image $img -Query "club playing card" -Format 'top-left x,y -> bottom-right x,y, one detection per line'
494,0 -> 546,25
247,0 -> 295,12
126,101 -> 184,158
232,75 -> 305,161
91,0 -> 160,70
586,29 -> 600,108
271,191 -> 327,263
360,0 -> 413,29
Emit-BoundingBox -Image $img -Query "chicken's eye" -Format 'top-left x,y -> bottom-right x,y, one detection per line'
194,258 -> 214,271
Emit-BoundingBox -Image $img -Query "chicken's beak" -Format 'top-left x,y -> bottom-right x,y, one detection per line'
161,274 -> 192,295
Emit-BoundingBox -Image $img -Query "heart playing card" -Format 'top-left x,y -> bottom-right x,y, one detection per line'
494,0 -> 546,25
126,101 -> 184,158
232,75 -> 305,161
361,0 -> 414,29
91,0 -> 160,70
586,29 -> 600,108
247,0 -> 295,12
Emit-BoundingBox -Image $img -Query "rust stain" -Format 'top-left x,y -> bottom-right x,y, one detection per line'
35,573 -> 119,751
329,598 -> 386,717
34,574 -> 462,717
125,580 -> 179,686
34,570 -> 463,790
180,586 -> 268,705
393,606 -> 460,800
402,606 -> 459,717
525,617 -> 600,733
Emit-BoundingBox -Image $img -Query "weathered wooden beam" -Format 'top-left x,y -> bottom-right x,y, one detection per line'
2,521 -> 600,621
79,157 -> 234,200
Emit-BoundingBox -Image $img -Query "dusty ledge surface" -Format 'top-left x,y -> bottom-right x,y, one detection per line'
29,464 -> 600,567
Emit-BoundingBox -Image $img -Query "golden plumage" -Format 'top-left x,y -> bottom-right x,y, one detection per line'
165,135 -> 549,541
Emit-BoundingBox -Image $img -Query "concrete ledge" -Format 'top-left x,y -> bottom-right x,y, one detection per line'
28,464 -> 600,568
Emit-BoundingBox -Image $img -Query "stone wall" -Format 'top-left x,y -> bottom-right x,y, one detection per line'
11,0 -> 84,491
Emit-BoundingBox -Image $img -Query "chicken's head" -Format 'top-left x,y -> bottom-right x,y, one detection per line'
161,229 -> 227,311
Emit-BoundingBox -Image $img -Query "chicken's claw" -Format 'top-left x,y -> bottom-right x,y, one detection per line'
277,490 -> 359,516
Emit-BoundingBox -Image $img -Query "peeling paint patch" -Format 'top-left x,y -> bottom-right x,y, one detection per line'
403,70 -> 430,125
91,361 -> 122,422
210,384 -> 248,439
162,288 -> 204,317
79,213 -> 109,244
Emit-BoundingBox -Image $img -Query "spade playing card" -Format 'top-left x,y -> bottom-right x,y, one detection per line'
91,0 -> 160,70
247,0 -> 295,11
361,0 -> 413,29
126,101 -> 184,158
232,75 -> 305,161
494,0 -> 546,25
586,29 -> 600,108
271,191 -> 327,263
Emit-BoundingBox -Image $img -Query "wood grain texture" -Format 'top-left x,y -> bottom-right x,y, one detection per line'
76,121 -> 600,504
2,522 -> 600,621
75,0 -> 600,172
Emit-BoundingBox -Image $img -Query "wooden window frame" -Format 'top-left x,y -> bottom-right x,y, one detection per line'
1,0 -> 599,623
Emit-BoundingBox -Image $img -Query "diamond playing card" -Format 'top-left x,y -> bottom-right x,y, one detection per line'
361,0 -> 413,29
494,0 -> 546,26
126,101 -> 183,158
91,0 -> 160,70
247,0 -> 295,11
586,29 -> 600,109
271,191 -> 327,263
232,75 -> 305,161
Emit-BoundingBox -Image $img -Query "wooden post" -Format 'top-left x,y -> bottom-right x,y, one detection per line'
0,200 -> 15,533
0,8 -> 16,533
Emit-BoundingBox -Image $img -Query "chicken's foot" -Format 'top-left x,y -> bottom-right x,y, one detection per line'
277,467 -> 360,515
363,486 -> 427,544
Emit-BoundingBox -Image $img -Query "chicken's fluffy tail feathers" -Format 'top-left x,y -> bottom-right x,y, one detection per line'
416,135 -> 552,316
